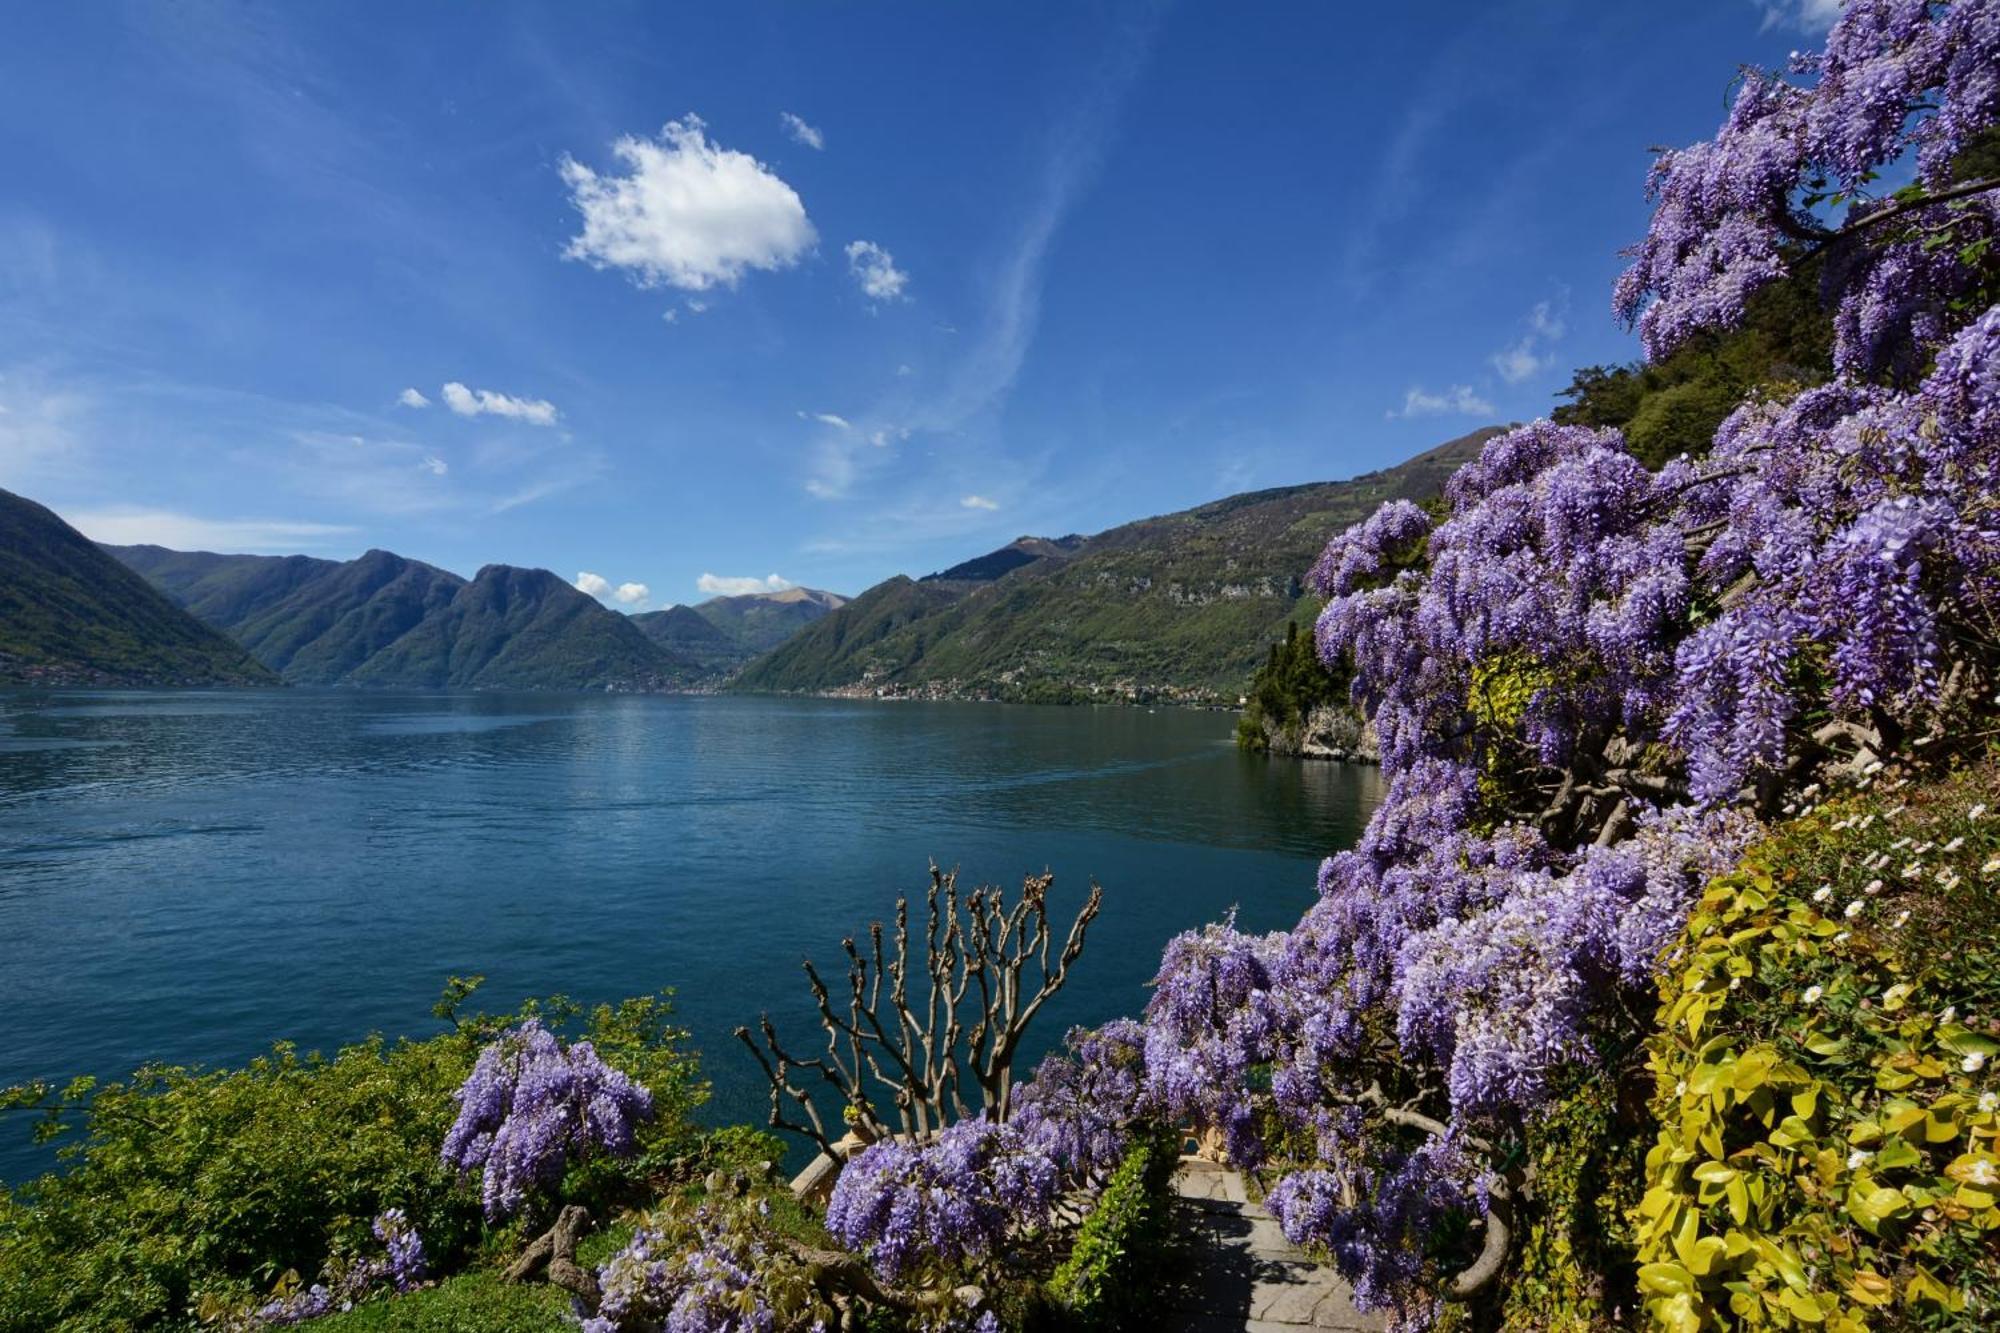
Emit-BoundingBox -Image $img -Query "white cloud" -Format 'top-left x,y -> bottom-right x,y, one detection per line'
420,455 -> 448,476
896,363 -> 913,377
613,581 -> 649,605
561,115 -> 816,293
1490,339 -> 1549,385
397,387 -> 430,409
697,572 -> 794,596
67,507 -> 356,552
662,308 -> 679,324
800,410 -> 852,431
960,494 -> 999,511
685,299 -> 709,314
574,571 -> 612,597
779,111 -> 824,150
1489,295 -> 1569,384
1390,385 -> 1496,419
1757,0 -> 1841,32
440,381 -> 559,426
845,240 -> 909,302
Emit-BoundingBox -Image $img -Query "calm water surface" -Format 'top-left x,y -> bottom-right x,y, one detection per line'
0,690 -> 1379,1180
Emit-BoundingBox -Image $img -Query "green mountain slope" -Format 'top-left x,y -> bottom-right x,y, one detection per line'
734,429 -> 1500,701
689,587 -> 848,656
343,565 -> 686,691
629,604 -> 743,674
0,490 -> 275,686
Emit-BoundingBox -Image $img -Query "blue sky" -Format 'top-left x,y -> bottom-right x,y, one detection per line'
0,1 -> 1837,606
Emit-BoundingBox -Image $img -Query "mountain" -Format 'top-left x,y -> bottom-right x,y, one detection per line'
921,536 -> 1087,584
733,428 -> 1502,702
107,545 -> 695,691
0,489 -> 275,686
629,603 -> 743,674
691,587 -> 848,655
629,586 -> 849,675
342,565 -> 683,691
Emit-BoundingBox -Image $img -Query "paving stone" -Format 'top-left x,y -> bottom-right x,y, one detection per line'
1160,1161 -> 1386,1331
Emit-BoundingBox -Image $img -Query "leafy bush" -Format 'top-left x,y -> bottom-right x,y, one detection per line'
1045,1126 -> 1183,1329
0,986 -> 704,1332
1638,761 -> 2000,1330
1235,617 -> 1352,753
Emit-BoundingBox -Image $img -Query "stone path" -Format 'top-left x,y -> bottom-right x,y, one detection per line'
1160,1157 -> 1386,1332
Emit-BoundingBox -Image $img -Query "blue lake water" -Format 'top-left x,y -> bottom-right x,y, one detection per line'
0,690 -> 1379,1182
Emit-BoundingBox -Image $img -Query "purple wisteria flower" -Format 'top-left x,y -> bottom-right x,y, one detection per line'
1011,1019 -> 1149,1183
440,1018 -> 655,1221
823,1117 -> 1058,1284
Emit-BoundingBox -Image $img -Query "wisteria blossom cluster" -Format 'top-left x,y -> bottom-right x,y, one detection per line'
1614,0 -> 2000,375
1047,10 -> 2000,1325
440,1018 -> 655,1221
823,1117 -> 1058,1284
1010,1019 -> 1151,1183
250,1209 -> 427,1326
1140,917 -> 1282,1165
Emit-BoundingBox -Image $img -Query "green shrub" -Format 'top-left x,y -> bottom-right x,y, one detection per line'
0,986 -> 705,1332
1046,1126 -> 1183,1329
1636,761 -> 2000,1331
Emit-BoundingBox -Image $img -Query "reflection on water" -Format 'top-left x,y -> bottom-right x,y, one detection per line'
0,690 -> 1379,1180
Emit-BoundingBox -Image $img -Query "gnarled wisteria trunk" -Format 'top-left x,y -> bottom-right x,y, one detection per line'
736,865 -> 1101,1157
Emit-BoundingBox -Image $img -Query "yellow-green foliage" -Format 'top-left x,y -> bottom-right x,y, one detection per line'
1503,1067 -> 1642,1331
1637,763 -> 2000,1331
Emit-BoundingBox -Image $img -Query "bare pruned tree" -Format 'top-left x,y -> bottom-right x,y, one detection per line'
736,864 -> 1102,1158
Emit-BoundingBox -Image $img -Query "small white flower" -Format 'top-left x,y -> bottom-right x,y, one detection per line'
1971,803 -> 1989,820
1893,909 -> 1912,928
1944,837 -> 1965,853
1964,1051 -> 1989,1074
1939,873 -> 1962,891
1941,1005 -> 1959,1023
1892,837 -> 1913,851
1864,760 -> 1885,775
1864,879 -> 1884,896
1833,930 -> 1852,944
1803,984 -> 1825,1004
1969,1159 -> 2000,1187
1979,1091 -> 1998,1114
1802,783 -> 1822,798
1904,862 -> 1924,879
1729,975 -> 1743,990
1813,884 -> 1835,903
1845,900 -> 1865,919
1915,841 -> 1935,855
1847,1149 -> 1874,1170
1984,857 -> 2000,875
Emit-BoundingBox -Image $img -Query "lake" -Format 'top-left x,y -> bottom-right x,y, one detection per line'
0,690 -> 1380,1181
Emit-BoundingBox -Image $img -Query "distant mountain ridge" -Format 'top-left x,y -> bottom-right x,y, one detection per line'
0,490 -> 274,686
733,428 -> 1502,702
108,544 -> 693,691
628,586 -> 847,675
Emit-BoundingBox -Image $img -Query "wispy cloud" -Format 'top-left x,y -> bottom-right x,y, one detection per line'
66,507 -> 357,552
960,494 -> 999,511
779,111 -> 824,150
440,381 -> 559,426
397,387 -> 430,409
800,13 -> 1156,506
561,115 -> 815,294
1756,0 -> 1842,33
1489,293 -> 1569,384
1389,384 -> 1496,419
697,571 -> 793,596
845,240 -> 910,302
798,410 -> 852,431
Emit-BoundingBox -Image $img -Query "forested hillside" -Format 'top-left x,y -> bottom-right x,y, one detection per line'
0,491 -> 274,686
734,428 -> 1501,701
